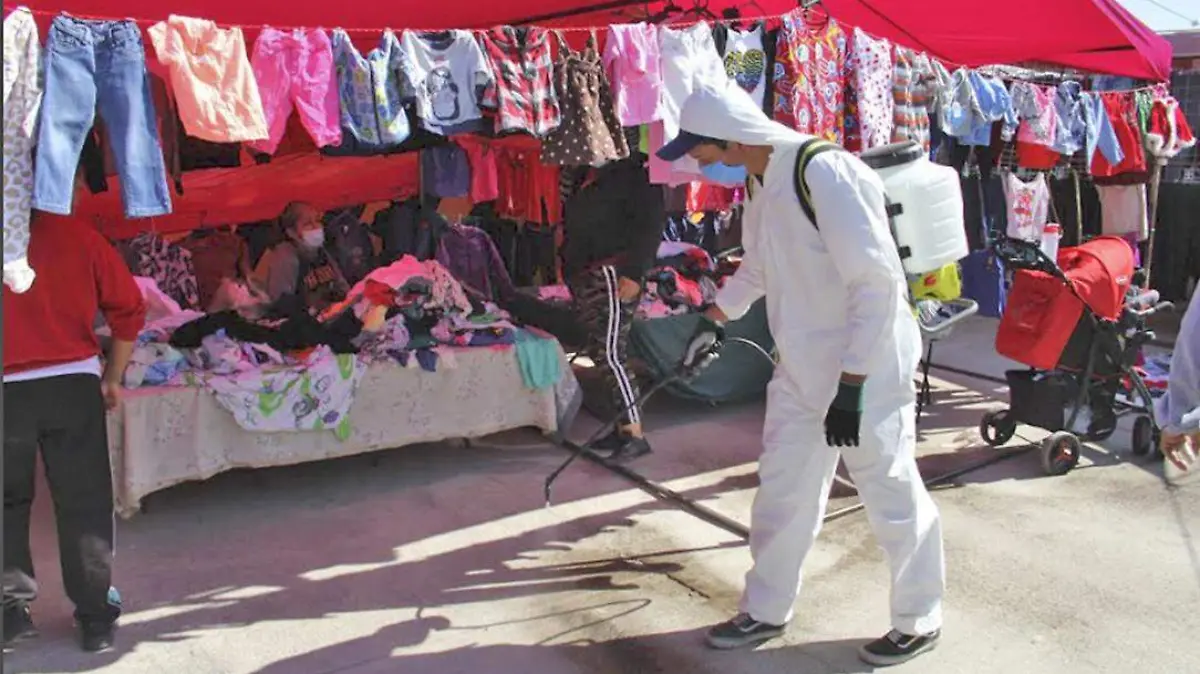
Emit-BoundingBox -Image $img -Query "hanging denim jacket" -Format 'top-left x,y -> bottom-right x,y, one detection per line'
330,29 -> 410,148
1050,80 -> 1087,156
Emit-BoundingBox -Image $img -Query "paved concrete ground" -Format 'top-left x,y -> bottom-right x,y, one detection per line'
5,317 -> 1199,674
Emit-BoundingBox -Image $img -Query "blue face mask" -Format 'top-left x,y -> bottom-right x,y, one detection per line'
700,161 -> 747,186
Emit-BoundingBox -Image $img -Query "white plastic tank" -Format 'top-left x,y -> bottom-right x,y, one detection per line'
860,141 -> 968,275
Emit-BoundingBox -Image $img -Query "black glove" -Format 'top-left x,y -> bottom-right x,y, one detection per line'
680,317 -> 725,376
824,381 -> 863,447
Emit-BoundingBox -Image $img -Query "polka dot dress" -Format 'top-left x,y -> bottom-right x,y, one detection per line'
542,30 -> 630,167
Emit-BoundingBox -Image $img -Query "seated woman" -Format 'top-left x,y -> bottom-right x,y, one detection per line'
251,202 -> 350,316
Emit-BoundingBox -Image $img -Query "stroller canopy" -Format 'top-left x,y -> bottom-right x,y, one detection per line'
1060,236 -> 1135,321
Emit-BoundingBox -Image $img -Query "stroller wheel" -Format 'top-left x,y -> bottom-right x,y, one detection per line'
1041,432 -> 1082,476
980,410 -> 1017,447
1131,416 -> 1158,457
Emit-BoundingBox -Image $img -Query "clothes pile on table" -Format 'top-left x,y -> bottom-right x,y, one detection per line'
119,256 -> 560,437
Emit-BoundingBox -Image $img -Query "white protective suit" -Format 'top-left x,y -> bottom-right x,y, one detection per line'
1157,288 -> 1200,436
680,83 -> 945,634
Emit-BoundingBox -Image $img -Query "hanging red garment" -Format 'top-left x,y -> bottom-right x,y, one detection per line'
686,183 -> 735,213
495,148 -> 560,225
1090,92 -> 1147,178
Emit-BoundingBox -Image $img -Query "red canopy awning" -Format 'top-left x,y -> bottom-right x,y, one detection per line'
7,0 -> 1172,236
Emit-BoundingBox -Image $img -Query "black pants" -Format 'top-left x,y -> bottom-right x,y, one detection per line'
3,374 -> 119,623
569,265 -> 642,426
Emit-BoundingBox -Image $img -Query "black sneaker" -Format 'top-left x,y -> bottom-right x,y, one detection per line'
80,619 -> 116,653
590,429 -> 628,453
705,612 -> 786,650
603,436 -> 652,464
858,628 -> 941,666
3,603 -> 38,648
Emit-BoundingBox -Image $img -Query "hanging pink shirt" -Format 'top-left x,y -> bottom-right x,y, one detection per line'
603,23 -> 664,126
1012,82 -> 1058,148
648,121 -> 702,186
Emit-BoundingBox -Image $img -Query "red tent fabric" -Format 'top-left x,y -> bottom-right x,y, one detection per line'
819,0 -> 1171,82
7,0 -> 1172,236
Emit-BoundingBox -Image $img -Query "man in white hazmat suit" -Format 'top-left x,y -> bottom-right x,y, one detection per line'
1158,287 -> 1199,477
661,81 -> 945,667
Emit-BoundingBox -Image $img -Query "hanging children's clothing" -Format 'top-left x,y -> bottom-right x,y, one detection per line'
249,28 -> 342,155
34,15 -> 173,219
844,27 -> 893,151
1050,81 -> 1086,156
890,46 -> 936,150
1144,96 -> 1196,163
454,135 -> 500,203
773,10 -> 847,142
435,223 -> 517,302
3,7 -> 41,293
541,31 -> 629,167
1011,82 -> 1058,148
178,228 -> 244,310
1091,91 -> 1146,178
658,22 -> 727,176
1098,184 -> 1149,240
118,232 -> 201,310
1080,91 -> 1125,168
712,23 -> 770,112
1003,172 -> 1051,242
399,30 -> 493,136
328,30 -> 410,150
477,26 -> 561,137
421,144 -> 471,198
147,15 -> 268,143
603,23 -> 664,126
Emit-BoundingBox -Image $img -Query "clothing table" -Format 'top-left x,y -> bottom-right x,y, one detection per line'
106,345 -> 580,517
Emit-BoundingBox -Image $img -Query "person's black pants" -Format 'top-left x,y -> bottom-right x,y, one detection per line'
3,374 -> 119,624
569,265 -> 642,427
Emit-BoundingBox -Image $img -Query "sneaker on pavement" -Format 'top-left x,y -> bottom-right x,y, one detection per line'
603,435 -> 652,464
705,612 -> 786,650
589,428 -> 627,453
858,628 -> 941,667
3,603 -> 38,648
79,619 -> 116,653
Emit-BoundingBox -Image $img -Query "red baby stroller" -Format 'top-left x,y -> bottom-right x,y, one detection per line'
980,236 -> 1172,475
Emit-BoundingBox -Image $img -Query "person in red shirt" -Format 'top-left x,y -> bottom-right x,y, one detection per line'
3,213 -> 146,653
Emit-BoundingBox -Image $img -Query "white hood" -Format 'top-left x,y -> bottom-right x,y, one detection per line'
678,80 -> 809,148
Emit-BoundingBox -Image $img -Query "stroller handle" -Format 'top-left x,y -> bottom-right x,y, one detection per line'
1136,301 -> 1174,319
990,237 -> 1068,282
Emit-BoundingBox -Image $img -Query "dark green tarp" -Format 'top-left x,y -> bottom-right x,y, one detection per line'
629,299 -> 775,403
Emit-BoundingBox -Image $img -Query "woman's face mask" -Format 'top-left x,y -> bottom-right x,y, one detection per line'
300,229 -> 325,250
700,161 -> 747,186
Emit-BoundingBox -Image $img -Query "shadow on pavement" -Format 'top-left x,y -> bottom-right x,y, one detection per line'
247,618 -> 878,674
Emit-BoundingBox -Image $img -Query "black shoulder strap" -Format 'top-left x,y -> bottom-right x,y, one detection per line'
792,138 -> 844,231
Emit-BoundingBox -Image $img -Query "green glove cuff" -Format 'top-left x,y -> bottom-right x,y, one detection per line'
832,381 -> 864,412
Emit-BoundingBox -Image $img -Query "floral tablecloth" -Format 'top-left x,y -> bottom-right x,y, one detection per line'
106,345 -> 580,517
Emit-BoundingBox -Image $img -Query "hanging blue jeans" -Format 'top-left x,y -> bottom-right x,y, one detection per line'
32,16 -> 171,218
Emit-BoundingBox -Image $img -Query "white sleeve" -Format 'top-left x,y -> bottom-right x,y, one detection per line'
714,245 -> 766,321
805,152 -> 904,376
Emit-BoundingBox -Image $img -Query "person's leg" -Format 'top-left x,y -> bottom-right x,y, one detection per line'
38,375 -> 120,651
597,265 -> 644,436
843,393 -> 945,666
708,372 -> 841,649
3,379 -> 42,644
570,266 -> 648,456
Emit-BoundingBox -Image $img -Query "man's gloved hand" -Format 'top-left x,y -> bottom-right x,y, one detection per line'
824,381 -> 864,447
680,316 -> 725,376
